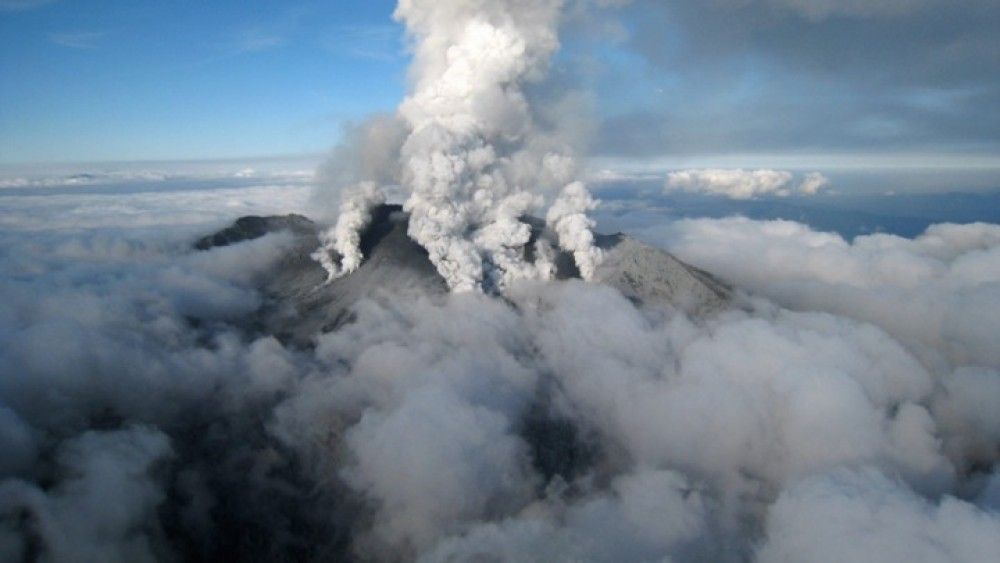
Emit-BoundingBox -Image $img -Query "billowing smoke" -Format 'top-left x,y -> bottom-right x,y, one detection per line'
546,181 -> 602,280
313,182 -> 386,280
315,0 -> 603,291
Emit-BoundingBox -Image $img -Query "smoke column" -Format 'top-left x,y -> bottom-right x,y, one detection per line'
313,182 -> 386,281
315,0 -> 603,292
546,180 -> 602,280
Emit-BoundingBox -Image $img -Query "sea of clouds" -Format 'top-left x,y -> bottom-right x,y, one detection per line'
0,173 -> 998,562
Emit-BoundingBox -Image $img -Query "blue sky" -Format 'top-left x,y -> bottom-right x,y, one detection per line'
1,0 -> 998,181
0,0 -> 406,163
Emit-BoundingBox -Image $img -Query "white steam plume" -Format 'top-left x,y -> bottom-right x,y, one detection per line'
313,182 -> 386,281
316,0 -> 603,292
315,0 -> 604,291
547,181 -> 603,280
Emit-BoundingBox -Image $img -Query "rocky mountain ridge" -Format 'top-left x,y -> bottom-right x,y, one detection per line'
196,204 -> 731,345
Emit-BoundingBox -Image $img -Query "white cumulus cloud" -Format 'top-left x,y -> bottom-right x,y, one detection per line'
665,168 -> 829,199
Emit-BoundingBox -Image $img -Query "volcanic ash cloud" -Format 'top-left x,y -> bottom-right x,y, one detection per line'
315,0 -> 603,292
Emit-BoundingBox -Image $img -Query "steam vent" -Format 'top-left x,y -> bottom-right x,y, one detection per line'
195,204 -> 731,346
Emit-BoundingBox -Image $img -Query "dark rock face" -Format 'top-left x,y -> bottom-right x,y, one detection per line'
257,205 -> 448,345
193,214 -> 316,251
196,205 -> 731,346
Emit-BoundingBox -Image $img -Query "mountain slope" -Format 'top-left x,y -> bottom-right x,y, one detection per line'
196,205 -> 731,345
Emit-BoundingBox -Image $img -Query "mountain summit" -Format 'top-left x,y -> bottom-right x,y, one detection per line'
196,204 -> 731,345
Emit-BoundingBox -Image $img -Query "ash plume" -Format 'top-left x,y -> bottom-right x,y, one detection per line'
313,182 -> 386,281
315,0 -> 604,291
546,181 -> 603,281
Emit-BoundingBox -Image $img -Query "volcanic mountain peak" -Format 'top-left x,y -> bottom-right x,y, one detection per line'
197,204 -> 731,344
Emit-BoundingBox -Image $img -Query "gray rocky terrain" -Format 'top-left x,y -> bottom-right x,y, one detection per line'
196,204 -> 731,345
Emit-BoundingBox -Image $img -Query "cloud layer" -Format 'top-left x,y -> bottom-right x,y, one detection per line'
1,175 -> 999,560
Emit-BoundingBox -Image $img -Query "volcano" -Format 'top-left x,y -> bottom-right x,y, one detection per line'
196,204 -> 732,345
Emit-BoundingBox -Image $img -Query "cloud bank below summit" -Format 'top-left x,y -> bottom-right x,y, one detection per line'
1,176 -> 999,560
